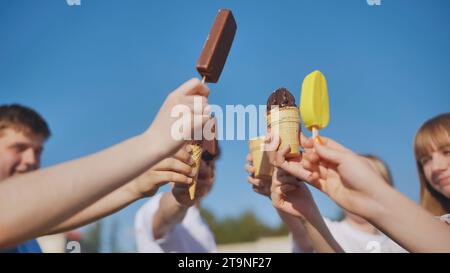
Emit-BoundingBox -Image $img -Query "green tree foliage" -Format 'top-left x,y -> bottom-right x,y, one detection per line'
79,222 -> 101,253
200,207 -> 288,244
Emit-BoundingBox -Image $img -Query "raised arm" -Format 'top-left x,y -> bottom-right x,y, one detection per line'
283,136 -> 450,252
46,146 -> 195,235
152,159 -> 213,240
270,167 -> 344,253
245,151 -> 342,253
0,78 -> 210,248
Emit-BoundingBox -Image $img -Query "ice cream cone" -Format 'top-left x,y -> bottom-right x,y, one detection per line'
248,136 -> 273,180
267,106 -> 301,158
188,141 -> 202,200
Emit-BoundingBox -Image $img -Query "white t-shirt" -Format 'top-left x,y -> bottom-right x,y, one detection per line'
134,193 -> 216,253
293,218 -> 407,253
438,214 -> 450,225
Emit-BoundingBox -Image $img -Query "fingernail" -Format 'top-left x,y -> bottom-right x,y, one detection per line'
315,136 -> 324,145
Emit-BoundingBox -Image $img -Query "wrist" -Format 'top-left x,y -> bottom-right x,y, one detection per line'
122,180 -> 144,201
166,191 -> 191,210
138,131 -> 169,165
158,192 -> 190,226
174,197 -> 191,210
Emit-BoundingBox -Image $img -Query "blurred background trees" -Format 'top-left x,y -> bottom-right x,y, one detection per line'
200,207 -> 288,244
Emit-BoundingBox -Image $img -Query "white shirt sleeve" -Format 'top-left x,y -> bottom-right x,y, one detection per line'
439,214 -> 450,225
324,218 -> 408,253
135,193 -> 216,253
290,217 -> 408,253
134,193 -> 166,253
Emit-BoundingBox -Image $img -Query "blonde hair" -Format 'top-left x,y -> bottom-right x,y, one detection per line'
361,154 -> 394,187
414,113 -> 450,216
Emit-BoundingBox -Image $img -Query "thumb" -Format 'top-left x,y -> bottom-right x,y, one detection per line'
313,140 -> 344,165
274,144 -> 290,167
264,132 -> 280,152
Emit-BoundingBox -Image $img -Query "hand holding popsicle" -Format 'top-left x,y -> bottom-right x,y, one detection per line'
145,78 -> 210,156
293,136 -> 386,216
300,70 -> 330,141
189,8 -> 237,200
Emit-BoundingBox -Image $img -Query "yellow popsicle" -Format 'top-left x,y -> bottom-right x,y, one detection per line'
300,70 -> 330,138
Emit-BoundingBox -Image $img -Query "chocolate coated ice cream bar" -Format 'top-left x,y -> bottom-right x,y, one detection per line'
197,9 -> 237,83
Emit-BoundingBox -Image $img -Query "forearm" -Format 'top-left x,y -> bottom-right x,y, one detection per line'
277,210 -> 314,252
0,133 -> 164,248
300,206 -> 344,253
367,186 -> 450,253
152,192 -> 189,239
302,218 -> 343,253
47,183 -> 140,235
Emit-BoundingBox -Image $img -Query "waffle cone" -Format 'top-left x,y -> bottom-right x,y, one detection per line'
267,107 -> 301,158
248,137 -> 273,180
188,142 -> 202,200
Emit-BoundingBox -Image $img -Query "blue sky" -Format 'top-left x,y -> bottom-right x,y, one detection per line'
1,0 -> 450,252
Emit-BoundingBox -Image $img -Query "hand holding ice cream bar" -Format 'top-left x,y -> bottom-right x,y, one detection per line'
300,70 -> 330,141
189,9 -> 237,200
266,87 -> 301,158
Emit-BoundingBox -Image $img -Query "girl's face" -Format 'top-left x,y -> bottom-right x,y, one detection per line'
420,143 -> 450,198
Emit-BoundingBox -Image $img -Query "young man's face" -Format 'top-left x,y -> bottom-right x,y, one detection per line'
0,128 -> 45,181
